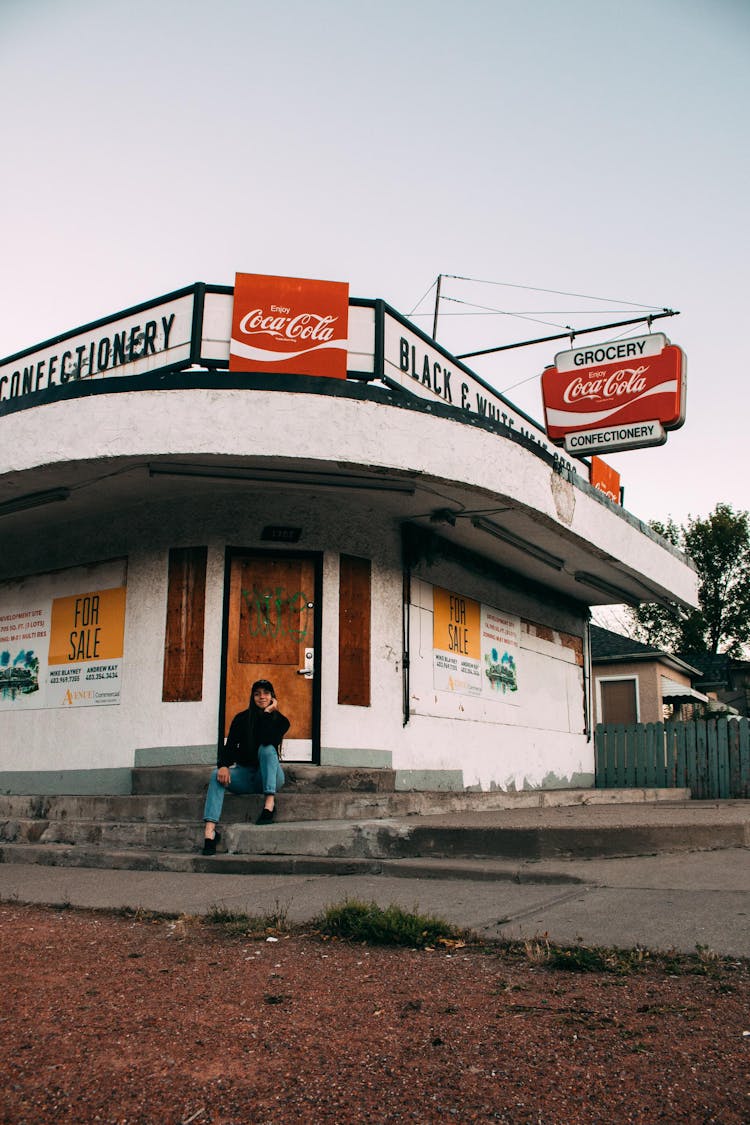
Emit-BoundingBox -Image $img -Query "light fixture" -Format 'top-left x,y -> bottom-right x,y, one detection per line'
0,487 -> 70,518
148,463 -> 415,494
574,571 -> 640,605
471,517 -> 565,571
430,508 -> 458,526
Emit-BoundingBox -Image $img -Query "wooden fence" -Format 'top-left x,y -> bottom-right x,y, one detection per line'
594,717 -> 750,799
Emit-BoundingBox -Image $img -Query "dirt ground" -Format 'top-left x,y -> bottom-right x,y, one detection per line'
1,901 -> 748,1124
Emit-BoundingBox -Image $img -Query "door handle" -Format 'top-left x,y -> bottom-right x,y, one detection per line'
297,648 -> 314,679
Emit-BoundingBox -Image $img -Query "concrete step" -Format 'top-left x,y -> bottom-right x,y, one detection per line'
131,764 -> 398,795
0,791 -> 423,825
2,791 -> 746,873
0,786 -> 693,834
0,842 -> 586,882
221,808 -> 750,862
0,806 -> 747,875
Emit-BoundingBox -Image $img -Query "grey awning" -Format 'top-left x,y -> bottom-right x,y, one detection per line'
661,677 -> 709,703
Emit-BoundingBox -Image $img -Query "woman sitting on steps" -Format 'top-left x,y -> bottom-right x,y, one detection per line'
202,679 -> 290,856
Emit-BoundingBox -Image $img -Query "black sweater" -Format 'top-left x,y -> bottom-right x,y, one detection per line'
219,707 -> 290,769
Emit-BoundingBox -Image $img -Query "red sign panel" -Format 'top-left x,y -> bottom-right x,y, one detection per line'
230,273 -> 349,379
590,456 -> 621,503
541,337 -> 686,443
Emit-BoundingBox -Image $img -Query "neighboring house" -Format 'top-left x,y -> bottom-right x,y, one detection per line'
591,625 -> 708,725
680,652 -> 750,718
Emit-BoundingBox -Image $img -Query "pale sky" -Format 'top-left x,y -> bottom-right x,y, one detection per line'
1,0 -> 747,529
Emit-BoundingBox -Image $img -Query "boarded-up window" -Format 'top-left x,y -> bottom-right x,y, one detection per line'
338,555 -> 371,707
162,546 -> 208,702
600,678 -> 637,724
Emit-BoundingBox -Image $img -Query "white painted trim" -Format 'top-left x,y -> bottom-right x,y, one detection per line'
595,673 -> 640,723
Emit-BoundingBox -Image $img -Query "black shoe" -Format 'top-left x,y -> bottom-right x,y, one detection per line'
256,807 -> 275,825
202,829 -> 221,856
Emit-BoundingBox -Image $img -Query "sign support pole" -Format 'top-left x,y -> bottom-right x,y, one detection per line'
432,274 -> 442,341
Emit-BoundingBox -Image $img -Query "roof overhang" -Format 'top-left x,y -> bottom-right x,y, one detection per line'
0,285 -> 700,611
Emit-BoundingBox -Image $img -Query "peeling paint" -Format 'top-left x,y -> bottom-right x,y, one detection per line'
550,471 -> 576,524
522,618 -> 584,666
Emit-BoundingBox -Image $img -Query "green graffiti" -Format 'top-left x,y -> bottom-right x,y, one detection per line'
242,586 -> 310,641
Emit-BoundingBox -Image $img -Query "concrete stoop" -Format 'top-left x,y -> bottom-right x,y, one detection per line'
1,763 -> 736,878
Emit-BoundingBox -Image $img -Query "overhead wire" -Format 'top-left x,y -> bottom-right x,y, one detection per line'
407,276 -> 439,317
496,322 -> 668,394
441,274 -> 666,311
440,295 -> 572,332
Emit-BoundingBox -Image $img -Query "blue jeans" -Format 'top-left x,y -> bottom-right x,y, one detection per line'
203,745 -> 285,824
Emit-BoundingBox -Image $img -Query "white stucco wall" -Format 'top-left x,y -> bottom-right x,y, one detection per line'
401,579 -> 590,790
0,484 -> 593,791
1,382 -> 695,792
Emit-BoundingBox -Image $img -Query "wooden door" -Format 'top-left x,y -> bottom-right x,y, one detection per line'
224,552 -> 319,761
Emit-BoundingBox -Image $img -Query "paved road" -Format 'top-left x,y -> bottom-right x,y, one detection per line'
1,847 -> 748,957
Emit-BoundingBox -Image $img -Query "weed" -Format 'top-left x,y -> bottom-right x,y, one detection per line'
315,898 -> 460,948
203,900 -> 289,938
109,905 -> 179,923
548,945 -> 610,973
522,936 -> 551,965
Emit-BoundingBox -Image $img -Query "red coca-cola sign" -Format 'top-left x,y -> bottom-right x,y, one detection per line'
230,273 -> 349,379
590,456 -> 621,503
541,333 -> 686,443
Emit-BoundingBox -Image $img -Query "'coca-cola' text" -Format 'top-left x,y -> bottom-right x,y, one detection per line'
562,366 -> 648,405
239,308 -> 339,343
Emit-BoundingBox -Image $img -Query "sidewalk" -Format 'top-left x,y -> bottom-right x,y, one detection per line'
2,844 -> 749,957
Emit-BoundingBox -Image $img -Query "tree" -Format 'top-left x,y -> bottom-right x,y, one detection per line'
629,503 -> 750,657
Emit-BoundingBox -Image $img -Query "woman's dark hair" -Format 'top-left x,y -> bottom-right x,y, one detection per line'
250,679 -> 276,700
247,680 -> 282,758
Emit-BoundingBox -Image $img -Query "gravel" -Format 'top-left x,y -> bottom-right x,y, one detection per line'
1,903 -> 748,1124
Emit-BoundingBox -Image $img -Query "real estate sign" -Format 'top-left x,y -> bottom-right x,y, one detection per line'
0,562 -> 126,710
432,586 -> 520,703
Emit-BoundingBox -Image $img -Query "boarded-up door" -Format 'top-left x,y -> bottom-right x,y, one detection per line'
224,553 -> 319,761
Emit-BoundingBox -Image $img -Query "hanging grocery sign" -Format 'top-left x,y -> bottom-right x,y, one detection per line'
229,273 -> 349,379
540,333 -> 686,454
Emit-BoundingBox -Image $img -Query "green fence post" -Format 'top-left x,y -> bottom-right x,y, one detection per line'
594,724 -> 605,788
685,721 -> 699,797
665,722 -> 678,788
696,721 -> 708,799
717,718 -> 730,799
727,719 -> 739,798
643,723 -> 653,788
612,724 -> 624,787
676,722 -> 689,791
602,723 -> 618,788
633,723 -> 646,787
738,718 -> 750,799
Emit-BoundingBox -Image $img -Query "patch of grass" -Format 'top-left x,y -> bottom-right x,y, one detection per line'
494,936 -> 749,980
548,945 -> 610,973
204,900 -> 289,938
109,905 -> 180,923
315,898 -> 461,948
523,936 -> 551,964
